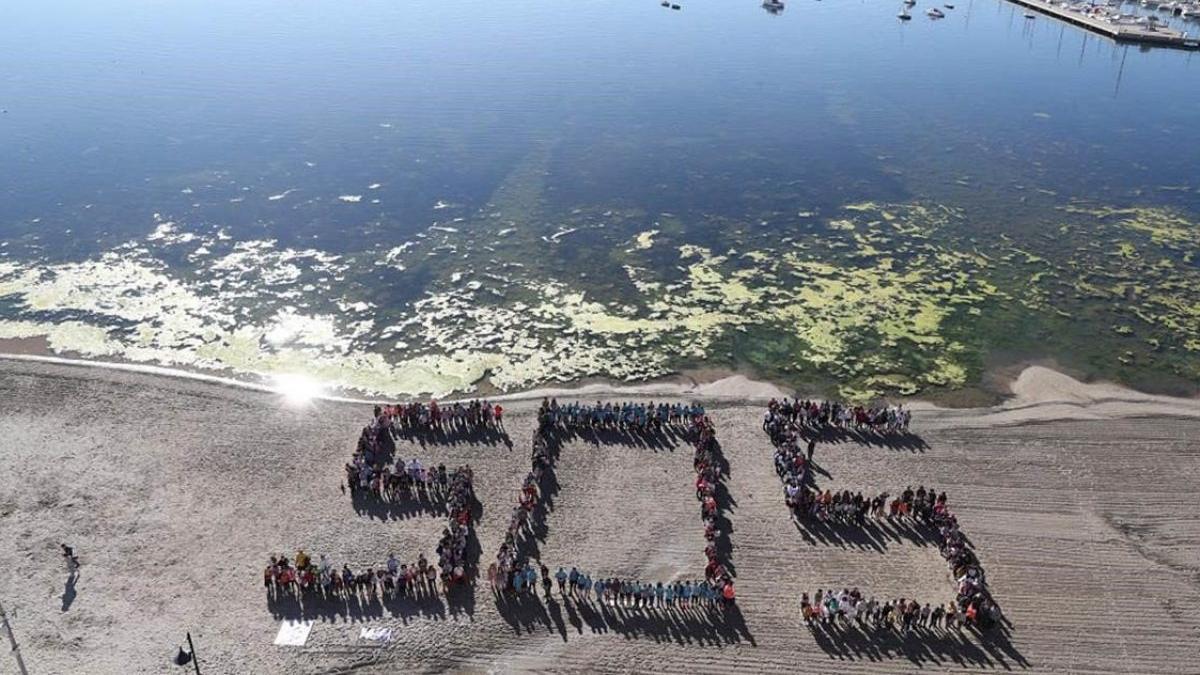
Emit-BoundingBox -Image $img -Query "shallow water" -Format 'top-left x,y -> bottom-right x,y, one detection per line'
1,0 -> 1198,398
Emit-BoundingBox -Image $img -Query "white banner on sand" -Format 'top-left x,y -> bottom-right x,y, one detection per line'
360,627 -> 394,642
274,619 -> 314,647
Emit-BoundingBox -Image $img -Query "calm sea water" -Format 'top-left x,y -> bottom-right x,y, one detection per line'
1,0 -> 1198,397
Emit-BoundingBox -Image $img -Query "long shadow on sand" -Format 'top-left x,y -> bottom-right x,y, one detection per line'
393,424 -> 513,449
61,571 -> 78,611
349,489 -> 450,522
792,426 -> 930,453
493,590 -> 756,647
546,424 -> 688,451
265,584 -> 474,625
807,619 -> 1031,670
791,513 -> 942,553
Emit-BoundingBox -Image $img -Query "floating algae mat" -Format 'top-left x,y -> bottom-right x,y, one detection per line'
4,187 -> 1199,401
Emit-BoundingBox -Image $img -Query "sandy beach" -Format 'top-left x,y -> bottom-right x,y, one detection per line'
1,358 -> 1198,674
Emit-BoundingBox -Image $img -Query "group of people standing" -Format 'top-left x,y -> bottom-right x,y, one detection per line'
264,550 -> 446,602
262,470 -> 472,600
801,588 -> 990,633
491,403 -> 560,593
487,399 -> 736,608
379,399 -> 504,436
763,403 -> 1003,633
782,482 -> 949,525
266,463 -> 475,602
692,416 -> 736,604
764,398 -> 912,437
550,566 -> 728,609
538,399 -> 706,431
345,439 -> 454,502
262,401 -> 484,606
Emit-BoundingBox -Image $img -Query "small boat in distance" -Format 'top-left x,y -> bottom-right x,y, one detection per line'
945,2 -> 956,7
927,6 -> 946,16
1024,11 -> 1037,17
899,7 -> 913,18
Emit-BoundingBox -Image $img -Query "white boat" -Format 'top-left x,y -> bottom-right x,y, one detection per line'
927,7 -> 945,16
898,8 -> 913,18
1024,11 -> 1037,17
945,3 -> 955,8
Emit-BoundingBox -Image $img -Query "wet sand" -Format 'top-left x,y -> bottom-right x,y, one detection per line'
0,359 -> 1198,674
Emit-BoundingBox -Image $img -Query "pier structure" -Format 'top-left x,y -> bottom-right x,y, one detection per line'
1005,0 -> 1200,49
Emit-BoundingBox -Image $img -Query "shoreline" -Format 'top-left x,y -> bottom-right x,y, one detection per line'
3,351 -> 1200,424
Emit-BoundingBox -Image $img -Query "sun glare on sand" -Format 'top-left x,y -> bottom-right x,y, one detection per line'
272,373 -> 324,405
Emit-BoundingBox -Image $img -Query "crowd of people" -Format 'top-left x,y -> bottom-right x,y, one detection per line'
546,566 -> 730,609
264,549 -> 444,601
763,413 -> 1002,632
264,403 -> 485,604
692,416 -> 736,603
377,400 -> 504,435
266,479 -> 474,604
486,399 -> 736,607
538,400 -> 708,431
764,398 -> 912,437
781,481 -> 950,526
801,588 -> 1000,633
344,409 -> 461,502
491,402 -> 561,592
266,464 -> 476,602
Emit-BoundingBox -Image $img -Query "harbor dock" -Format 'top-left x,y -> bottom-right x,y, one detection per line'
1006,0 -> 1200,49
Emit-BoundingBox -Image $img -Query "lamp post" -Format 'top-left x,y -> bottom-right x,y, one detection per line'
175,632 -> 202,674
186,632 -> 201,675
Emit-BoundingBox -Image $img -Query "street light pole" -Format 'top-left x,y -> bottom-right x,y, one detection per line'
186,632 -> 201,675
0,600 -> 30,675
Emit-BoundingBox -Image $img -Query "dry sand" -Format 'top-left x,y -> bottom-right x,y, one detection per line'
1,359 -> 1198,674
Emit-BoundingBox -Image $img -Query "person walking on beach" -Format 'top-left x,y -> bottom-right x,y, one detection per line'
61,544 -> 79,572
540,562 -> 552,597
555,567 -> 567,594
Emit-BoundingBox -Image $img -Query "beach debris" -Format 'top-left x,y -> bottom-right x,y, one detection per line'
359,627 -> 393,642
274,620 -> 313,647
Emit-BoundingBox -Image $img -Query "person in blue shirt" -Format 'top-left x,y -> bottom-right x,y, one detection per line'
555,567 -> 568,593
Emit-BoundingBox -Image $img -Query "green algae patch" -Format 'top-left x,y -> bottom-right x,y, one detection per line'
0,320 -> 121,357
633,229 -> 659,250
3,182 -> 1200,401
